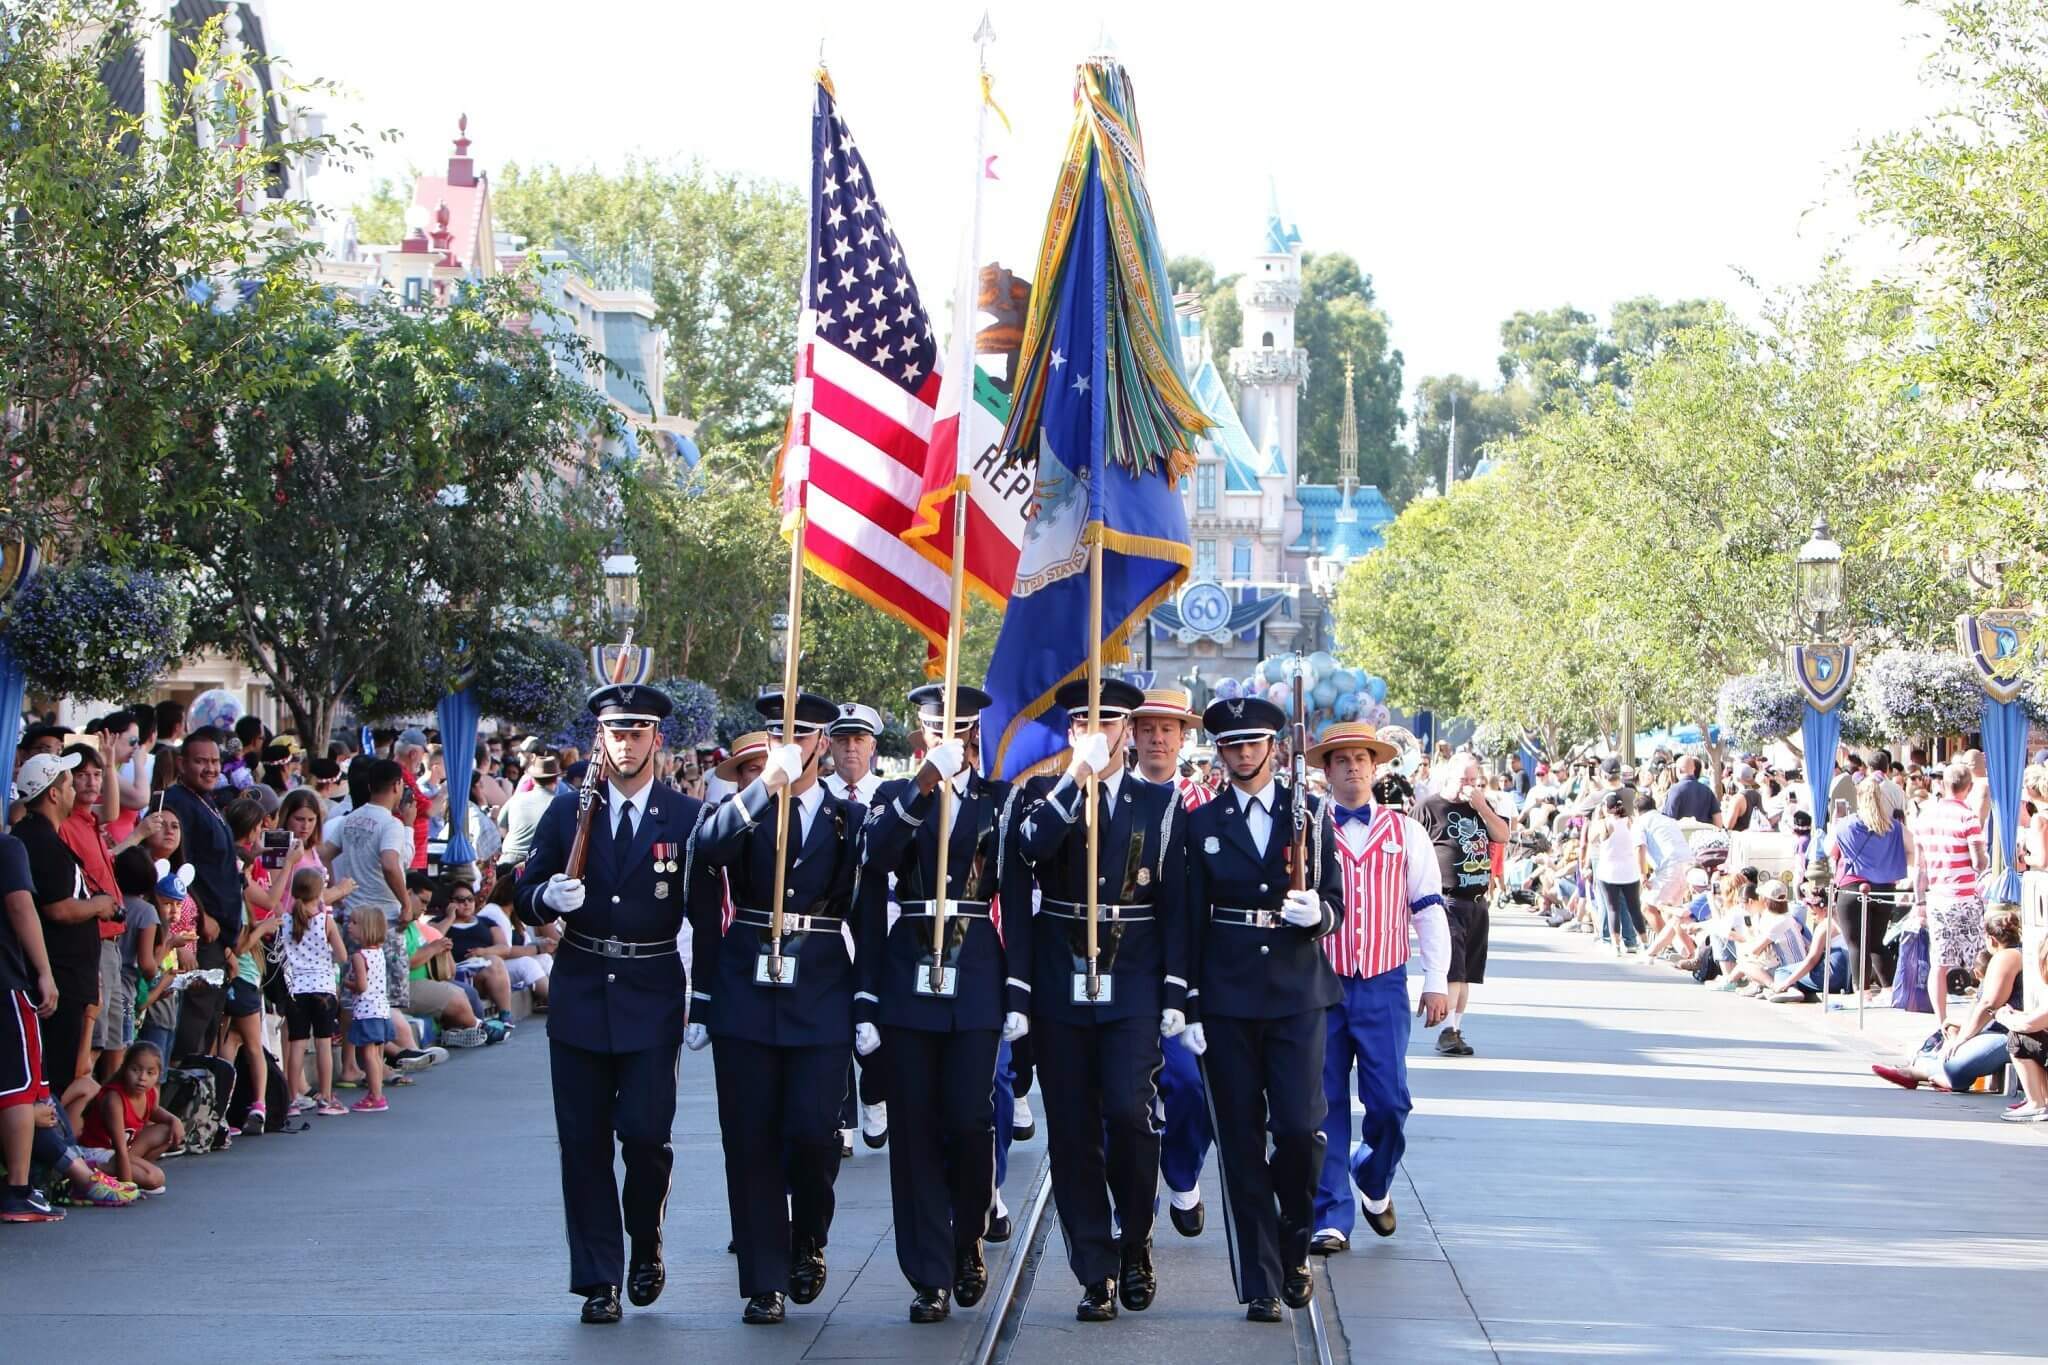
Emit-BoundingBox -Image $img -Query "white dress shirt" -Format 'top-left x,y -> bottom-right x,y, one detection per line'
1235,778 -> 1277,856
609,780 -> 651,840
792,782 -> 825,844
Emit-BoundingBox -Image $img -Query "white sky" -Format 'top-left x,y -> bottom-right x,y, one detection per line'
270,0 -> 1944,401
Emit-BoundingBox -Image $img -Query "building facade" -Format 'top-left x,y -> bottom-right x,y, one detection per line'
1141,201 -> 1393,708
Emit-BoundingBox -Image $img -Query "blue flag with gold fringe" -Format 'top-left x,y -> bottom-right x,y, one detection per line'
984,57 -> 1206,782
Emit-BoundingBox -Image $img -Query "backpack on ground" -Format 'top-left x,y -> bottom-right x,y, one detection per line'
160,1066 -> 221,1156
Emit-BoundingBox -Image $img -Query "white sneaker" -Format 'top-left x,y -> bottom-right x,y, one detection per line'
860,1101 -> 888,1148
1999,1105 -> 2048,1123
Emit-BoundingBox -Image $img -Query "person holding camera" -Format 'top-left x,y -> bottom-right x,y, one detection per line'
1413,752 -> 1509,1057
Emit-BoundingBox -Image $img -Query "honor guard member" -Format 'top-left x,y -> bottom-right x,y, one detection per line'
685,691 -> 862,1326
1128,688 -> 1214,1237
1306,722 -> 1447,1255
513,682 -> 702,1327
855,682 -> 1027,1323
1009,676 -> 1190,1323
1184,695 -> 1343,1324
823,701 -> 888,1151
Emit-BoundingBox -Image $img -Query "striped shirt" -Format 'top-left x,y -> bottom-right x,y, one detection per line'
1915,797 -> 1983,900
1175,776 -> 1214,812
1322,806 -> 1449,992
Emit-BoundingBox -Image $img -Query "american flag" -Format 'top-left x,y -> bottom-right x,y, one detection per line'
776,75 -> 950,649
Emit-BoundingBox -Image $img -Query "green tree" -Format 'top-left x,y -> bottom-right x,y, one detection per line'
0,0 -> 354,554
164,279 -> 618,747
1496,305 -> 1614,413
349,175 -> 412,243
1410,374 -> 1535,492
492,160 -> 806,453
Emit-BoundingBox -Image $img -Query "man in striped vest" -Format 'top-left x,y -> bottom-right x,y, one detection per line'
1305,722 -> 1448,1256
1130,687 -> 1213,1237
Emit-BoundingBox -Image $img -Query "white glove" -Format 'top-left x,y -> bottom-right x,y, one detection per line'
924,739 -> 965,782
1184,1022 -> 1207,1056
1065,731 -> 1112,781
1002,1011 -> 1030,1042
541,874 -> 585,914
764,742 -> 805,790
1160,1007 -> 1187,1038
684,1022 -> 710,1051
854,1022 -> 882,1056
1280,888 -> 1322,927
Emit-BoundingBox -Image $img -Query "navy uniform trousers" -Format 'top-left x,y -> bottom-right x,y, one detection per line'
1200,1011 -> 1328,1298
710,1035 -> 847,1296
550,1040 -> 681,1294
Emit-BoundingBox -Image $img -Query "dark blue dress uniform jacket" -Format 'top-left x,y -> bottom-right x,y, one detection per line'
855,773 -> 1021,1033
1184,781 -> 1343,1021
1007,771 -> 1189,1026
513,783 -> 703,1054
686,780 -> 862,1050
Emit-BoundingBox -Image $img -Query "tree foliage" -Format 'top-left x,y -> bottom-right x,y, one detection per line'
492,160 -> 806,454
163,279 -> 618,747
0,0 -> 357,553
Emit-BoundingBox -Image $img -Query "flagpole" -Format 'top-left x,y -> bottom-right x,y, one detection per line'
931,15 -> 998,995
768,502 -> 807,983
1085,526 -> 1103,1000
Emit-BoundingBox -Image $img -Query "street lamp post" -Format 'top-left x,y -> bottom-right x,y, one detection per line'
603,546 -> 642,631
1790,515 -> 1851,903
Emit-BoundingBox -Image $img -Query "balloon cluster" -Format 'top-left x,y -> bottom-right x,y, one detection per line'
1211,652 -> 1390,741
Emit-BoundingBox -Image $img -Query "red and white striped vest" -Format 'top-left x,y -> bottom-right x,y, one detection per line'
1323,806 -> 1412,979
1175,775 -> 1214,812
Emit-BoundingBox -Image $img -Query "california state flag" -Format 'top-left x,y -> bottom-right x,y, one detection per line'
902,44 -> 1027,633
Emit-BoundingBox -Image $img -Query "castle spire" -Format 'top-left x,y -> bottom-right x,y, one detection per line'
1338,354 -> 1358,499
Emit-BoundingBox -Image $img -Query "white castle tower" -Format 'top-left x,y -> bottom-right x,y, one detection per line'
1229,186 -> 1309,483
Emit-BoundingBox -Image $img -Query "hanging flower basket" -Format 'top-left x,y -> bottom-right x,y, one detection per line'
1852,649 -> 1984,740
2,562 -> 190,700
1716,671 -> 1804,750
475,631 -> 585,732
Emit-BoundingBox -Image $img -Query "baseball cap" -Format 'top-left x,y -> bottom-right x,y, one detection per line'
397,727 -> 429,749
17,751 -> 81,802
1759,878 -> 1790,903
1685,867 -> 1710,889
1601,756 -> 1620,776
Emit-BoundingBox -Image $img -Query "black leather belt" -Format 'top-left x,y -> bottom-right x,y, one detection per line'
732,908 -> 843,933
1212,906 -> 1286,929
1042,900 -> 1152,923
563,928 -> 678,959
897,899 -> 991,919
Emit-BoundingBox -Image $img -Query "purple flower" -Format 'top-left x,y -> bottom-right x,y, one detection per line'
1853,650 -> 1985,738
1717,672 -> 1803,748
1,563 -> 190,700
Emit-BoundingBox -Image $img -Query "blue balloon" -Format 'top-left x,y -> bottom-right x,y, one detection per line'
1312,680 -> 1338,709
1332,668 -> 1358,696
1335,692 -> 1360,721
1314,716 -> 1338,740
1310,650 -> 1337,682
1266,681 -> 1291,714
1365,675 -> 1388,704
1260,657 -> 1286,685
1215,676 -> 1241,701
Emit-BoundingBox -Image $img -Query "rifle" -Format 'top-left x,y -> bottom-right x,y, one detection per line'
1290,650 -> 1309,892
564,628 -> 638,881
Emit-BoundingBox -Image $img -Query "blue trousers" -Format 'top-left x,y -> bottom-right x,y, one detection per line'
1314,969 -> 1412,1236
1157,1031 -> 1213,1194
993,1037 -> 1015,1187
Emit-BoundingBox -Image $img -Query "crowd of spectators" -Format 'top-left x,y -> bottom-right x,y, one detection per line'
1,701 -> 622,1225
1481,741 -> 2048,1124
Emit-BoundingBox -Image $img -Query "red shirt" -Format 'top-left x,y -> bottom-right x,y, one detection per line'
59,807 -> 122,941
401,769 -> 429,870
80,1083 -> 156,1149
1916,797 -> 1984,900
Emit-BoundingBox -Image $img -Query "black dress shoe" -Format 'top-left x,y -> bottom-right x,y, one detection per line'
789,1240 -> 827,1305
954,1245 -> 989,1307
742,1292 -> 785,1325
627,1254 -> 665,1307
726,1238 -> 737,1254
1309,1230 -> 1349,1256
985,1212 -> 1013,1244
1245,1296 -> 1283,1323
1075,1278 -> 1118,1322
1364,1200 -> 1398,1238
1118,1239 -> 1156,1312
1168,1199 -> 1204,1238
580,1286 -> 621,1325
909,1284 -> 951,1323
1282,1262 -> 1314,1310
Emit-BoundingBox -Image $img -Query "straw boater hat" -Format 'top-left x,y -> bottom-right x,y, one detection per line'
1306,721 -> 1400,768
715,731 -> 771,782
1132,687 -> 1200,725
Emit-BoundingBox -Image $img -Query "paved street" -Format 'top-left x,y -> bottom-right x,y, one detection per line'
3,917 -> 2044,1363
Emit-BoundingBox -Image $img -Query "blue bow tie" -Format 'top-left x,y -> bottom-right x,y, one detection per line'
1334,803 -> 1372,828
